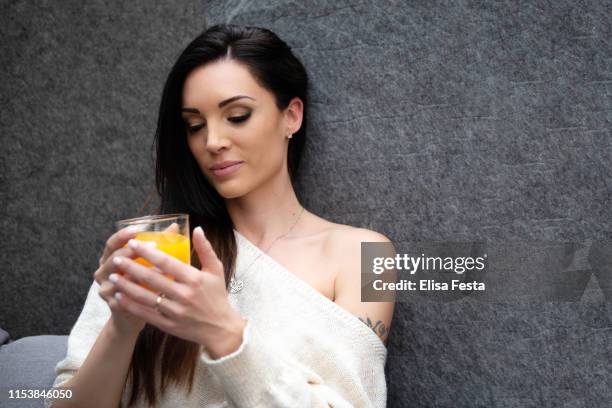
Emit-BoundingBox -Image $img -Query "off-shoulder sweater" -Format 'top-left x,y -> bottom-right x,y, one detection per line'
46,229 -> 388,407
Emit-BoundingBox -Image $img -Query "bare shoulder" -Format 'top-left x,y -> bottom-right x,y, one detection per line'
325,224 -> 396,347
331,226 -> 393,245
324,224 -> 395,263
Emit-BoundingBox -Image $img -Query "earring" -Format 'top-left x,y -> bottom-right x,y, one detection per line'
287,133 -> 293,139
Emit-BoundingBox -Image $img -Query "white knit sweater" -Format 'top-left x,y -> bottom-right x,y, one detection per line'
46,229 -> 388,407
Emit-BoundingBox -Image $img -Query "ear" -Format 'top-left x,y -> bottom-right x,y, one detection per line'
284,96 -> 304,135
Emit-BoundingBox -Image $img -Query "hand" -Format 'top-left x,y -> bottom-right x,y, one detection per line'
94,226 -> 157,338
107,227 -> 246,350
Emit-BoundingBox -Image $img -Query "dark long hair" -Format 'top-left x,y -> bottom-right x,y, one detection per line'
126,24 -> 309,406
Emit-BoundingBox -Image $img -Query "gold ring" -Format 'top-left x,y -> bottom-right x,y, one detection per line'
154,293 -> 166,313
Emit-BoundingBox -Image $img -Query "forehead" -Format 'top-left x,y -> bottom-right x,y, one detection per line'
182,59 -> 266,108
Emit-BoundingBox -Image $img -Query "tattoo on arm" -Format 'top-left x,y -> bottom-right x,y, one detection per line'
358,315 -> 388,344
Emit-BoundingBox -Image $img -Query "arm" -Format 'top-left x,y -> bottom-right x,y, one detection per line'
201,318 -> 373,408
48,318 -> 139,408
199,228 -> 395,408
45,281 -> 137,408
333,228 -> 396,347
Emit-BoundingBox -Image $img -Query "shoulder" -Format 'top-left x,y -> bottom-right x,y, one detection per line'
325,225 -> 396,347
324,225 -> 395,267
329,226 -> 393,247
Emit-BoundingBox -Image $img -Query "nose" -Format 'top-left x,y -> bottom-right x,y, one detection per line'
204,126 -> 230,153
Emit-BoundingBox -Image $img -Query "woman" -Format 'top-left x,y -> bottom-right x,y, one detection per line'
47,24 -> 395,408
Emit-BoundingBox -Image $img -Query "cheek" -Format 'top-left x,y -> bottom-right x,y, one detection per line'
186,138 -> 209,172
248,117 -> 286,160
187,134 -> 210,160
244,125 -> 275,157
249,140 -> 286,177
187,135 -> 201,154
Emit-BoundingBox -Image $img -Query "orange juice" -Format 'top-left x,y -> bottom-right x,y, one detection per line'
119,230 -> 190,291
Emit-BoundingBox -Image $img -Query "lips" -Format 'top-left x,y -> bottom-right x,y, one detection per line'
210,160 -> 243,170
211,162 -> 244,177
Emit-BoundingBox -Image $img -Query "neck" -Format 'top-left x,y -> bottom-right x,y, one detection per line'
226,170 -> 304,248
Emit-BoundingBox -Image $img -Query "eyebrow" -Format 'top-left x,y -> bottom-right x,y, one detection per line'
181,95 -> 256,114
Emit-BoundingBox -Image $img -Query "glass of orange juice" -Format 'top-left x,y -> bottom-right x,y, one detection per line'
115,213 -> 190,292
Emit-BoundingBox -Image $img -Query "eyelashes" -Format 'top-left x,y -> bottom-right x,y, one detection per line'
228,112 -> 251,124
187,123 -> 204,134
186,112 -> 251,134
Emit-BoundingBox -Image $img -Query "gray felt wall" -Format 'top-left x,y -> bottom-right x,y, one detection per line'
1,1 -> 611,407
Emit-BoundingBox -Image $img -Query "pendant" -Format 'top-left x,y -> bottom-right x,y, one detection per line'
229,277 -> 244,293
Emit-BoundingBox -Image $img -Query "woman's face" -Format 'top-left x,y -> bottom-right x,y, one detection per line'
181,58 -> 301,199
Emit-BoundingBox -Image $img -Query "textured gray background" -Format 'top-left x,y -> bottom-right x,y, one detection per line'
1,1 -> 611,407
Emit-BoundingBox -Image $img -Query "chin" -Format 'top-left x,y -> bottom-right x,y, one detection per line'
214,182 -> 249,199
218,190 -> 245,199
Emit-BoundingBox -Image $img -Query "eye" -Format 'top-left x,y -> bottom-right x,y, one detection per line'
186,123 -> 205,134
185,112 -> 251,134
228,112 -> 251,124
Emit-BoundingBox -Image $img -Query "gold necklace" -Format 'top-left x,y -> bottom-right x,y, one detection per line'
229,206 -> 306,294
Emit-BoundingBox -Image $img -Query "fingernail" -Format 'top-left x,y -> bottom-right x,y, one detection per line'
128,239 -> 138,249
109,273 -> 118,283
144,241 -> 157,247
125,226 -> 139,234
114,292 -> 122,300
113,256 -> 123,266
197,226 -> 205,237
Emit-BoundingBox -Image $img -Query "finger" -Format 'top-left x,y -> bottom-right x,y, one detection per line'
94,246 -> 149,284
98,280 -> 130,310
100,226 -> 141,265
193,227 -> 224,279
126,239 -> 196,284
98,280 -> 116,301
106,295 -> 120,311
98,270 -> 138,296
108,272 -> 184,319
113,291 -> 176,331
111,255 -> 189,302
164,222 -> 180,234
